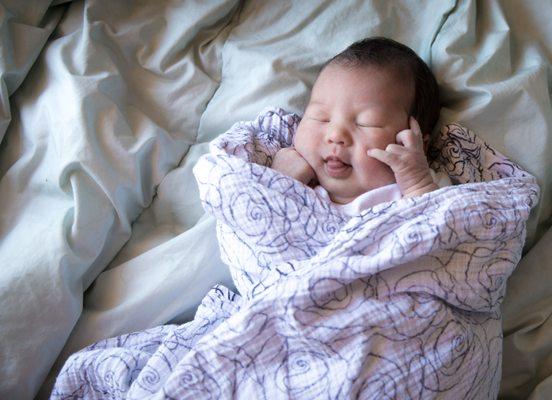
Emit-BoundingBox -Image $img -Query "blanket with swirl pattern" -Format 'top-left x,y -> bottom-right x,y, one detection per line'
51,108 -> 539,399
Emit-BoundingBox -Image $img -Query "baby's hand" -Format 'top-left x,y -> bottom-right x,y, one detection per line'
271,147 -> 317,186
367,117 -> 438,198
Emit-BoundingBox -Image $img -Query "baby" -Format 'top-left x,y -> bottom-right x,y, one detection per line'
272,37 -> 445,212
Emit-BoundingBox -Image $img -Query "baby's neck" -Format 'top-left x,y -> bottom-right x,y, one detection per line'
325,184 -> 394,205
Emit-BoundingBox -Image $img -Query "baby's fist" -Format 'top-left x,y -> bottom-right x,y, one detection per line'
271,147 -> 316,186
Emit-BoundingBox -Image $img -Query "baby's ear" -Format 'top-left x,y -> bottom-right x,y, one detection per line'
422,133 -> 430,154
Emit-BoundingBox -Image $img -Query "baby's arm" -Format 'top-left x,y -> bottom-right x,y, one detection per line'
367,117 -> 438,198
271,147 -> 317,186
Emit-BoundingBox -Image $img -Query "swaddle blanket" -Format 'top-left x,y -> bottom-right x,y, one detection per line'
52,108 -> 539,399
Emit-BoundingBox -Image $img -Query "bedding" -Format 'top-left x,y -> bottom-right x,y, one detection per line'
51,109 -> 538,399
0,1 -> 551,399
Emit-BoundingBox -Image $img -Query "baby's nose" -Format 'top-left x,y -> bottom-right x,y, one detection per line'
326,125 -> 351,145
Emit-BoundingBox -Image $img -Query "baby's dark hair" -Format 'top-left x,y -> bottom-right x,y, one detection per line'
327,37 -> 440,137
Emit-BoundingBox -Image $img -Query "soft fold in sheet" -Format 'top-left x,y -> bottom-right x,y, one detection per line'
0,1 -> 551,399
0,1 -> 241,398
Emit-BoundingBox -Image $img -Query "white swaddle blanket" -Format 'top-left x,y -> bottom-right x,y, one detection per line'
51,108 -> 539,399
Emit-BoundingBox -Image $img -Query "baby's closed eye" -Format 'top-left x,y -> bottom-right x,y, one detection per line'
307,113 -> 330,123
357,122 -> 384,129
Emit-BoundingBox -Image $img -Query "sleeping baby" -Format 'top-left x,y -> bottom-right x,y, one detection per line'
272,37 -> 450,212
51,36 -> 539,399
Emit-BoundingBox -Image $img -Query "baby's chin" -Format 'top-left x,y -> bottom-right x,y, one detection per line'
327,190 -> 363,205
321,170 -> 397,204
326,181 -> 396,205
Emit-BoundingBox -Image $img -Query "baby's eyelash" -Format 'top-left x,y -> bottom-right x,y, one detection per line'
357,123 -> 383,129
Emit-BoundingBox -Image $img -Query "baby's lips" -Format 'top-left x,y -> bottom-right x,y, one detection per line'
324,155 -> 350,167
326,159 -> 348,168
324,157 -> 351,178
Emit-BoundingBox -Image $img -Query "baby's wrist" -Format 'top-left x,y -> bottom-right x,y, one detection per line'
271,151 -> 314,185
291,169 -> 313,184
403,181 -> 439,198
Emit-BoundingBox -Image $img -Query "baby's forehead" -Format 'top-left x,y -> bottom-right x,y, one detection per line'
309,63 -> 415,109
317,61 -> 413,87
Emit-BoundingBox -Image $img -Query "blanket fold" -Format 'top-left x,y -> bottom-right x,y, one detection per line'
52,108 -> 539,400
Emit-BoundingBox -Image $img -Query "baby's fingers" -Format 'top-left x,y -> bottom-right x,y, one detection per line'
366,148 -> 399,167
395,118 -> 423,150
395,130 -> 421,150
410,116 -> 422,135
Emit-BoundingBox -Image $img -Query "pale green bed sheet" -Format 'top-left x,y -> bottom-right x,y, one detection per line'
0,1 -> 550,399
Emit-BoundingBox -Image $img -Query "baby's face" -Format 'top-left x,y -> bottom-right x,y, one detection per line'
294,64 -> 414,204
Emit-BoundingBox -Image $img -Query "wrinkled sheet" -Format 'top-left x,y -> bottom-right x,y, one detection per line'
0,1 -> 551,399
51,109 -> 538,399
0,1 -> 241,398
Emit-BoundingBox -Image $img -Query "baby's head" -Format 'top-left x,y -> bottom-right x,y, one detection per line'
294,37 -> 440,204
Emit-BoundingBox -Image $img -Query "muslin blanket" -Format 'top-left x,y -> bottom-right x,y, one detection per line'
51,109 -> 539,399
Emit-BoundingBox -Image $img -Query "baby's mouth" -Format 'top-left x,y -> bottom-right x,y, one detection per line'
324,156 -> 351,178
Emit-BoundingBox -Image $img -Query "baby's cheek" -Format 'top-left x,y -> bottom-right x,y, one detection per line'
359,156 -> 382,172
294,132 -> 316,162
358,156 -> 395,185
293,126 -> 306,148
372,136 -> 396,150
293,141 -> 307,163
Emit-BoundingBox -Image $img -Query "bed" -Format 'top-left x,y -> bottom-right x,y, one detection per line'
0,0 -> 550,398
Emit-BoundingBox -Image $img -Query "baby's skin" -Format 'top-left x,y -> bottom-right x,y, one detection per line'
271,63 -> 438,203
272,116 -> 437,199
